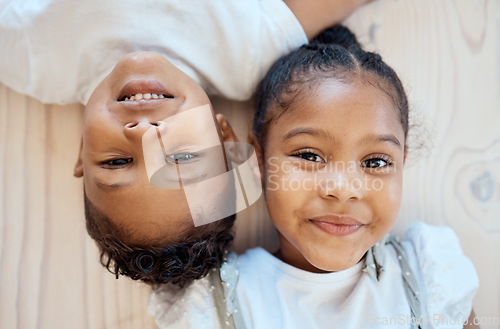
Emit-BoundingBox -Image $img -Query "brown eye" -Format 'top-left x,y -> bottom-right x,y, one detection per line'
102,158 -> 133,167
362,157 -> 392,168
293,150 -> 325,163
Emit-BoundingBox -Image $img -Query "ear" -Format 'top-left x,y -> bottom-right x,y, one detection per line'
216,114 -> 247,163
216,113 -> 238,143
73,137 -> 84,178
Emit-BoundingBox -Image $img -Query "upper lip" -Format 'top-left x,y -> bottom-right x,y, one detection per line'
117,79 -> 173,101
308,215 -> 364,226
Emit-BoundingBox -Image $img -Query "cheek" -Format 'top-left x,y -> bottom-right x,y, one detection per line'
84,116 -> 119,149
372,174 -> 403,223
263,165 -> 314,218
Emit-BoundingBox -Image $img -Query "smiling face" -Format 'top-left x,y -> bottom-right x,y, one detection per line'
256,78 -> 406,273
74,51 -> 237,246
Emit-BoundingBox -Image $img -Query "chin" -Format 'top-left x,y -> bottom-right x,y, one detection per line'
314,263 -> 353,273
308,254 -> 364,273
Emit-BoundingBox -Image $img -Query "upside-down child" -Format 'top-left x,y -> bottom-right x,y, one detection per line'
150,25 -> 479,329
0,0 -> 374,287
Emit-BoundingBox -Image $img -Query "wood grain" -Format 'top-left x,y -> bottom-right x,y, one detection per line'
0,87 -> 157,329
0,0 -> 499,328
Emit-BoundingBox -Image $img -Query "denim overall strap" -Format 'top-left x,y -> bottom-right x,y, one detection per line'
211,252 -> 247,329
386,235 -> 423,329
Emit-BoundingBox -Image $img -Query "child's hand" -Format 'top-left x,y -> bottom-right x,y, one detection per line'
284,0 -> 377,40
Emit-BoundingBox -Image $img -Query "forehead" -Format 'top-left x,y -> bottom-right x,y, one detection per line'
275,78 -> 403,134
84,177 -> 196,246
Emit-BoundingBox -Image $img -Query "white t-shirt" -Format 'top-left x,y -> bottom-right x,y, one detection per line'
0,0 -> 307,104
148,222 -> 479,329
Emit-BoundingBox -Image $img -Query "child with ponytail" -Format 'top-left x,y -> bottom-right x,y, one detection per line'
149,25 -> 479,329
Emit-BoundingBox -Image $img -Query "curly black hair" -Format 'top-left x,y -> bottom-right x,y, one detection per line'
253,24 -> 409,147
84,191 -> 235,287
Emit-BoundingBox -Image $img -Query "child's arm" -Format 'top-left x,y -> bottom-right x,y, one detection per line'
284,0 -> 374,40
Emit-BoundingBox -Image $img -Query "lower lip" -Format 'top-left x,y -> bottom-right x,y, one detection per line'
311,221 -> 362,236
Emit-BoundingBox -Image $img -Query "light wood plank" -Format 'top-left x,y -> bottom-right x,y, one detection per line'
0,86 -> 158,329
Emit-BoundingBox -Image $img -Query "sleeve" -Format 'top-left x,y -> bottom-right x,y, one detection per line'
403,222 -> 479,329
245,0 -> 309,99
177,0 -> 308,101
0,0 -> 95,104
0,0 -> 32,96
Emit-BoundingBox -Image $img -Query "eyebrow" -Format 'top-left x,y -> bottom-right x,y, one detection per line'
282,127 -> 402,149
282,127 -> 336,142
360,133 -> 402,149
95,179 -> 131,190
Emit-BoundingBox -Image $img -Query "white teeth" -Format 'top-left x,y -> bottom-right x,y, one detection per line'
122,93 -> 164,101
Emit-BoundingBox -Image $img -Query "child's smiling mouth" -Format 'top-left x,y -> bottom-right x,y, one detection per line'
119,93 -> 169,102
308,215 -> 364,236
116,79 -> 175,102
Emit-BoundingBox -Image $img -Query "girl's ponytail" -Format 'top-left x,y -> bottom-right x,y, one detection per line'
307,25 -> 362,51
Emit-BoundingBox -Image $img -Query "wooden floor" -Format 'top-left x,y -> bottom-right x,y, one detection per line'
1,0 -> 499,328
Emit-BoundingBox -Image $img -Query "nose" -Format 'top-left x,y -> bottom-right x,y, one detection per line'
123,120 -> 164,140
318,164 -> 364,202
